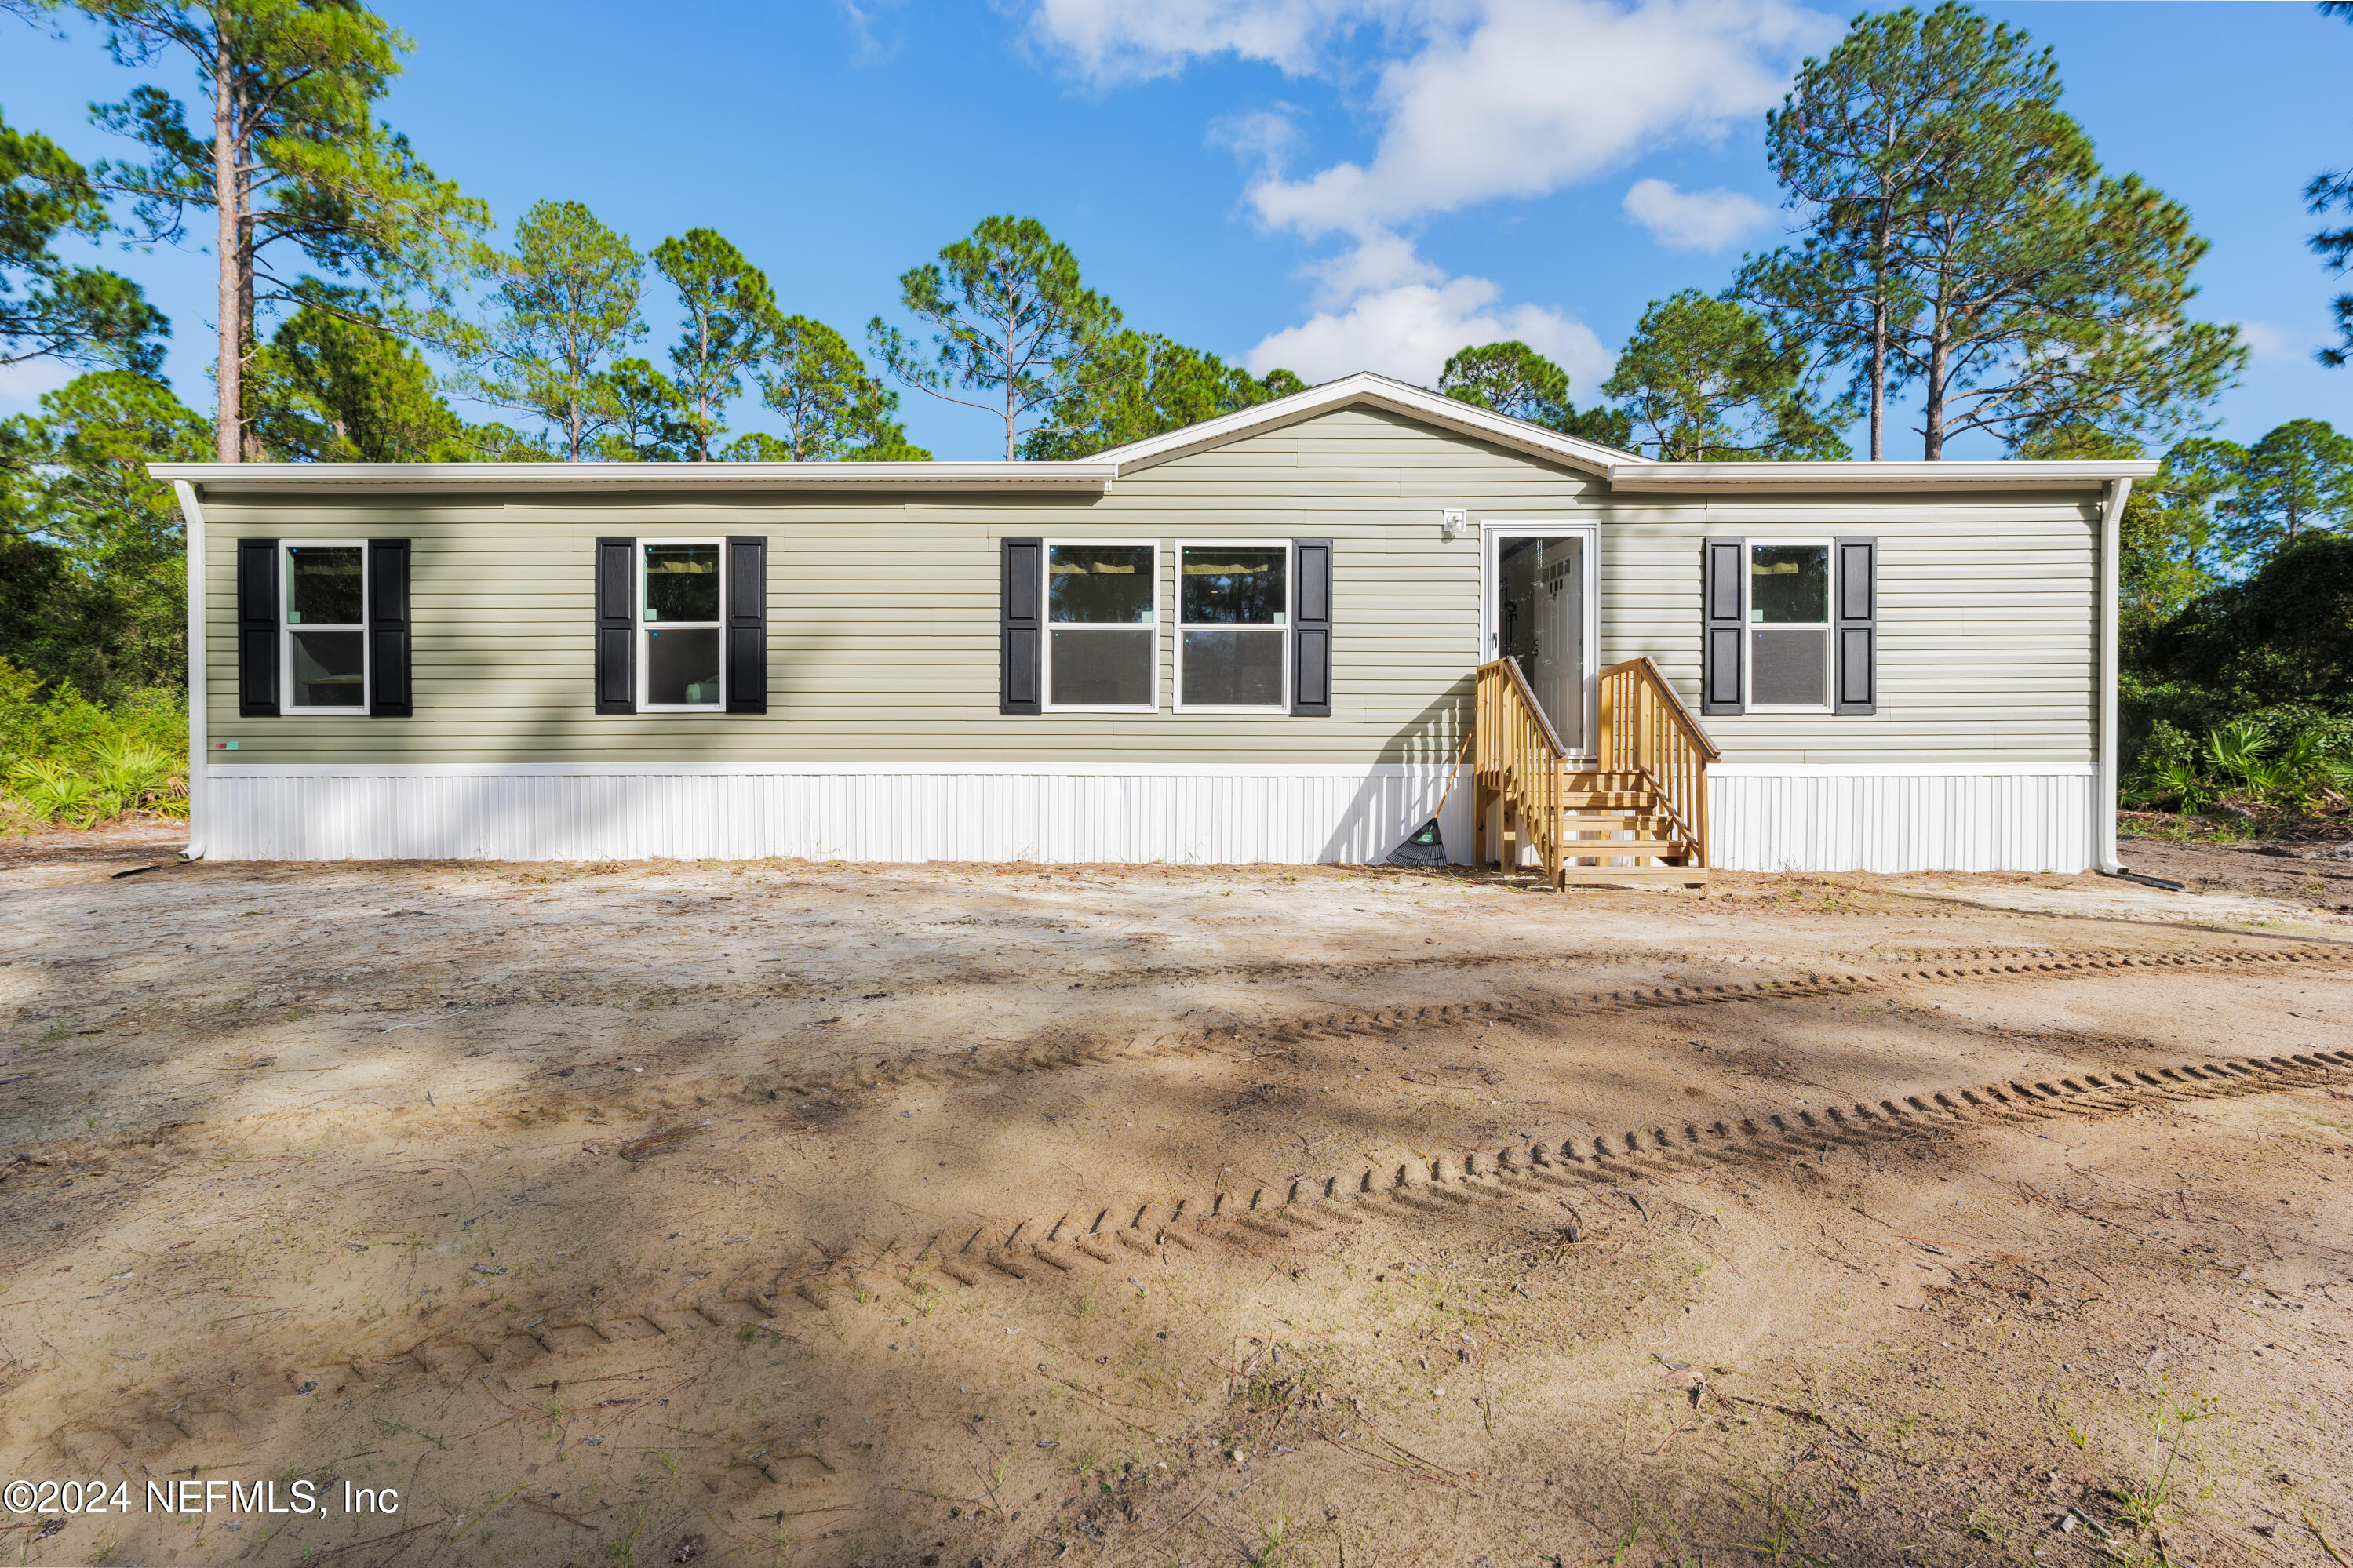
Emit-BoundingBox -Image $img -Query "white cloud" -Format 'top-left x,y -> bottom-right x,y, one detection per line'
0,357 -> 75,413
2232,319 -> 2289,362
1302,231 -> 1444,307
1621,176 -> 1772,253
1027,0 -> 1447,85
1240,0 -> 1835,241
1030,0 -> 1834,400
1245,267 -> 1612,390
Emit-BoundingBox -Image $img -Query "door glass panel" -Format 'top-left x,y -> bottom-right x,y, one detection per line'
1495,536 -> 1586,751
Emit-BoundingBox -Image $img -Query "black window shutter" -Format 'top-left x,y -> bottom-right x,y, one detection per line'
1291,537 -> 1333,716
367,538 -> 412,717
595,537 -> 636,715
237,537 -> 279,718
1000,537 -> 1042,715
726,534 -> 767,714
1835,536 -> 1878,715
1699,537 -> 1745,715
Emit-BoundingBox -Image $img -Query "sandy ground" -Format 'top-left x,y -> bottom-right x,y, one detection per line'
2,829 -> 2351,1568
2116,815 -> 2353,910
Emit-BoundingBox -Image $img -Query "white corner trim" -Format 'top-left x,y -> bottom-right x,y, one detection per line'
2097,477 -> 2133,874
173,479 -> 207,860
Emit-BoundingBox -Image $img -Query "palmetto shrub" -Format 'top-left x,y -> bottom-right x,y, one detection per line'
0,656 -> 188,830
2130,715 -> 2353,820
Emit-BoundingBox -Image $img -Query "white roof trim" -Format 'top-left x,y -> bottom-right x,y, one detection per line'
1085,371 -> 1645,478
147,460 -> 1118,494
148,387 -> 2161,497
1604,459 -> 2159,492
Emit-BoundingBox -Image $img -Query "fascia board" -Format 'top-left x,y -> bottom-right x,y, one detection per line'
1604,460 -> 2161,492
147,461 -> 1119,494
1089,372 -> 1641,478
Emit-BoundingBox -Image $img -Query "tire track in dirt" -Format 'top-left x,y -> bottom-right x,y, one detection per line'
18,1045 -> 2348,1501
14,945 -> 2346,1161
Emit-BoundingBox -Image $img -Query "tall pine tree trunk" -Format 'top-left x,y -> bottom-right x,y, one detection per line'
1868,297 -> 1887,462
1922,306 -> 1949,460
236,91 -> 260,462
211,34 -> 240,464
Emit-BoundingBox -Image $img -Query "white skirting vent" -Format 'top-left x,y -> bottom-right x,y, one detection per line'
1706,768 -> 2096,875
202,762 -> 2097,873
200,765 -> 1477,867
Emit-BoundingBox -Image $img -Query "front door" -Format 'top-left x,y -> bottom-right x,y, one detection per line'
1484,527 -> 1596,754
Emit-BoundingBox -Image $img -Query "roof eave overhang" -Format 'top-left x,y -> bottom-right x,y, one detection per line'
1602,460 -> 2161,493
148,461 -> 1120,494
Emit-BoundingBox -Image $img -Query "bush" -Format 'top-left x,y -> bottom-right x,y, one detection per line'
2140,533 -> 2353,714
2124,709 -> 2353,820
0,655 -> 188,830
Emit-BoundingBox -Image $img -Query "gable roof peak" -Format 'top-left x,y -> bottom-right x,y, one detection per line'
1084,369 -> 1645,478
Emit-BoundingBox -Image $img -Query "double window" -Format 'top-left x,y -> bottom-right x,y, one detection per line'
638,540 -> 726,710
1035,540 -> 1299,713
281,542 -> 370,713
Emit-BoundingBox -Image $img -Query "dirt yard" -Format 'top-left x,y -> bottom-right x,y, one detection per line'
3,829 -> 2351,1568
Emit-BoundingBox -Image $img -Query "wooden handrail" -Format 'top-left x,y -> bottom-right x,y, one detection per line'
1597,657 -> 1717,867
1473,657 -> 1566,884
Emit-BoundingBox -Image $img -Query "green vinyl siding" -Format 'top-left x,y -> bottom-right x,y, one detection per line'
200,406 -> 2099,769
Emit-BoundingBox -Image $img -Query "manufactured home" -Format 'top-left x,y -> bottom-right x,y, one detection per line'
153,373 -> 2154,880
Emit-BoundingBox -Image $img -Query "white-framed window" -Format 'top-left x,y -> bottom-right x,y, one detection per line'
279,540 -> 370,714
1043,540 -> 1158,711
1746,537 -> 1834,711
638,539 -> 726,711
1175,540 -> 1289,713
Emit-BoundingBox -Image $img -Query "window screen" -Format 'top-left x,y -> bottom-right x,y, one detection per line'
1179,545 -> 1286,709
285,544 -> 366,709
1749,543 -> 1830,708
1047,543 -> 1156,708
643,543 -> 723,707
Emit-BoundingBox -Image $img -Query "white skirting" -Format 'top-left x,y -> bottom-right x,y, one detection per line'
199,762 -> 1478,865
1706,766 -> 2098,874
199,762 -> 2099,872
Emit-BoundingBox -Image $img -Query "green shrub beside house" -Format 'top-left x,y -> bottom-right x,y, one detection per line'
0,656 -> 188,830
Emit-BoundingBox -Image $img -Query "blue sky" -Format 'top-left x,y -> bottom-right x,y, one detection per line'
3,0 -> 2348,461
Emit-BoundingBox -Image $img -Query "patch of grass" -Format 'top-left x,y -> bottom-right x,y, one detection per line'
2103,1382 -> 2224,1566
1245,1510 -> 1300,1567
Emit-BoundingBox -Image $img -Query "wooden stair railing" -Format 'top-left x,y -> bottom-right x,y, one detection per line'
1597,656 -> 1720,870
1473,657 -> 1568,885
1472,655 -> 1718,889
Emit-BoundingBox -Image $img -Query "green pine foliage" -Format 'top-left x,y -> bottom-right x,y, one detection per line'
1019,332 -> 1301,460
1437,340 -> 1632,450
1739,1 -> 2243,460
1601,290 -> 1851,461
